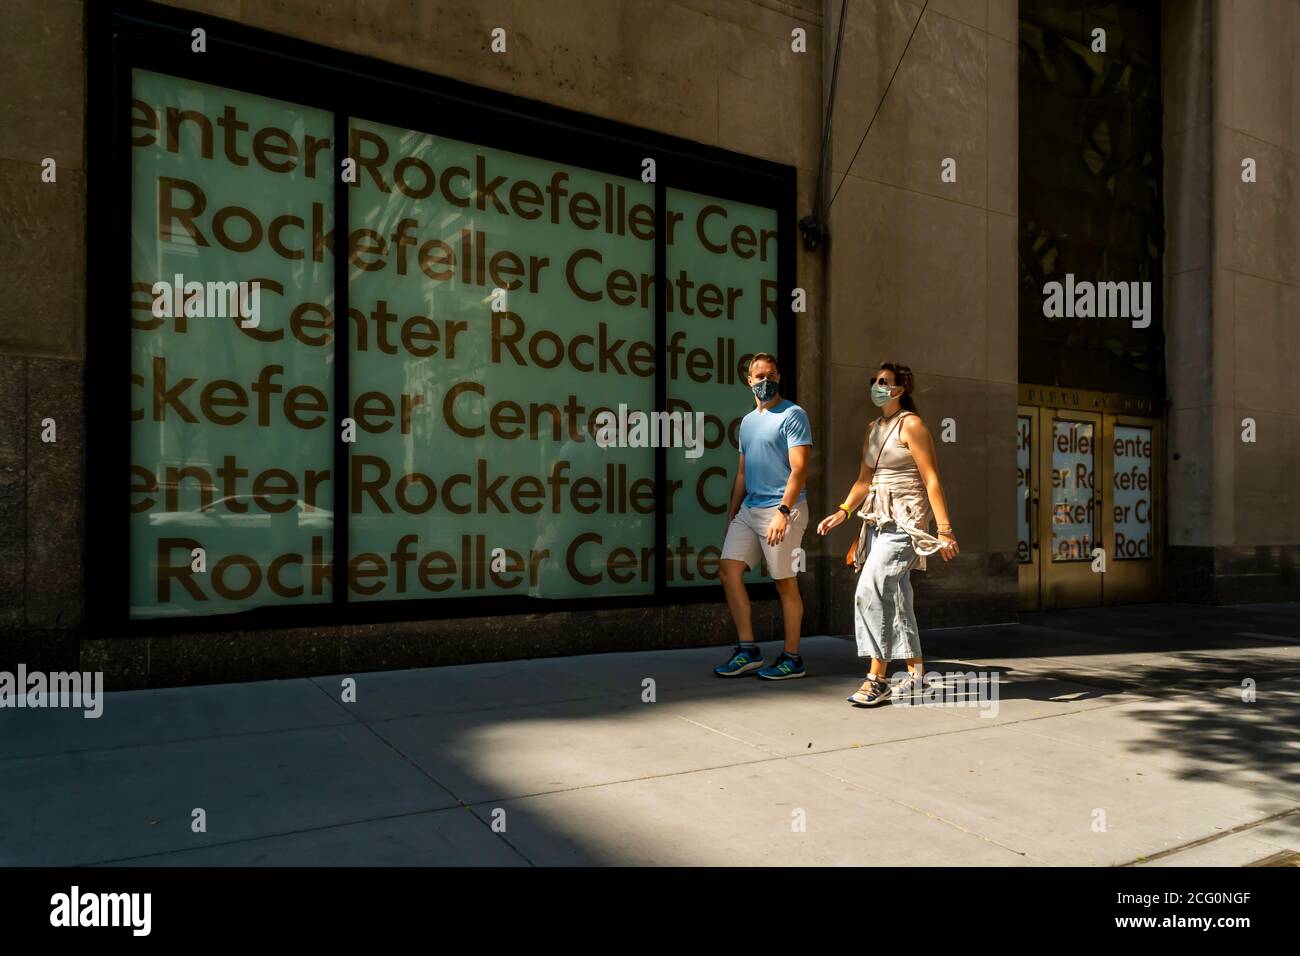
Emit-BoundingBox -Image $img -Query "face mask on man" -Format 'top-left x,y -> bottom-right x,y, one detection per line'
870,383 -> 897,407
751,378 -> 779,403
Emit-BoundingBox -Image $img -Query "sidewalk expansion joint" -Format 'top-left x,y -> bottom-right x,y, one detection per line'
81,804 -> 525,868
1116,806 -> 1300,867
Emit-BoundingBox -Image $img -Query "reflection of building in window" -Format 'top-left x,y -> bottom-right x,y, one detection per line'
405,355 -> 438,476
1018,0 -> 1165,397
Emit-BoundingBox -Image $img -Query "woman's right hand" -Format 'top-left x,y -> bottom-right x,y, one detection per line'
817,510 -> 848,536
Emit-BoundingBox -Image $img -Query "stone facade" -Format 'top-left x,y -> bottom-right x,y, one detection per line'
821,0 -> 1021,635
1163,0 -> 1300,603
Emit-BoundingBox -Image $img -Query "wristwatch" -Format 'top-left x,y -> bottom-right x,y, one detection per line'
778,505 -> 791,516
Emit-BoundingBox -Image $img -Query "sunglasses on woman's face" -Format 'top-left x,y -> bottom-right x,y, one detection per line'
870,377 -> 896,387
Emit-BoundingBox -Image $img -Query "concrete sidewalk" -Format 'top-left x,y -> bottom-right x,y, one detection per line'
2,603 -> 1299,866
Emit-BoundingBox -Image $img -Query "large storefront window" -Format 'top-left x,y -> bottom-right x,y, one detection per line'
345,116 -> 656,601
129,71 -> 335,618
665,188 -> 779,587
123,65 -> 791,620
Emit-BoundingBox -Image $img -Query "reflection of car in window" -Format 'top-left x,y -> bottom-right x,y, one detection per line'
147,495 -> 332,530
142,494 -> 335,604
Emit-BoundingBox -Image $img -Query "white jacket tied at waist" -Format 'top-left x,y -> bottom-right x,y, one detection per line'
852,472 -> 944,572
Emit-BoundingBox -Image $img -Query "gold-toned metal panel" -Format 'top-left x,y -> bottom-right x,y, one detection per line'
1018,384 -> 1161,418
1019,399 -> 1163,610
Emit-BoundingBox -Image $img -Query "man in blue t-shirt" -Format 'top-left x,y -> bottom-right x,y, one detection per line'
714,352 -> 813,681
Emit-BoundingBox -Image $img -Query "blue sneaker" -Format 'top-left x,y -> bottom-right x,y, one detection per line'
714,644 -> 764,677
757,652 -> 806,680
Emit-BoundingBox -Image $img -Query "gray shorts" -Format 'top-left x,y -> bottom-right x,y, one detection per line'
721,504 -> 809,580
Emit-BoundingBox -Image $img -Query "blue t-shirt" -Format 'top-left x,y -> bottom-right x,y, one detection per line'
739,399 -> 813,508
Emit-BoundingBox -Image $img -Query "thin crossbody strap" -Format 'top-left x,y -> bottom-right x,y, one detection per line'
870,412 -> 911,472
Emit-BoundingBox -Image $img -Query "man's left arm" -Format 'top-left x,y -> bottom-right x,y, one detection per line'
768,445 -> 810,545
768,410 -> 813,544
780,445 -> 810,510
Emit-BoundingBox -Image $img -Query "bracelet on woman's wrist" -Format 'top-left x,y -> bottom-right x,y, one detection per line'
838,502 -> 854,515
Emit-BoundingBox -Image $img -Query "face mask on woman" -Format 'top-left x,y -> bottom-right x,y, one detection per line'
870,383 -> 897,407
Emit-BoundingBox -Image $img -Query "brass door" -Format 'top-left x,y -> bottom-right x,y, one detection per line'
1099,414 -> 1162,604
1018,405 -> 1162,610
1017,407 -> 1041,610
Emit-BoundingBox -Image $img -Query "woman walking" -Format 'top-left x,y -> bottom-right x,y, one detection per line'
817,363 -> 958,706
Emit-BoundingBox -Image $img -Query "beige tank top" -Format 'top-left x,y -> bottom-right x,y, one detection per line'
857,412 -> 944,571
865,413 -> 924,477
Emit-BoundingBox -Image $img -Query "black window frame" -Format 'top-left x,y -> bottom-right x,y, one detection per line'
86,0 -> 798,635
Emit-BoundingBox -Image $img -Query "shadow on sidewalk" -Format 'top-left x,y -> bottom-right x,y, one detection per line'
1,602 -> 1297,866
